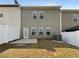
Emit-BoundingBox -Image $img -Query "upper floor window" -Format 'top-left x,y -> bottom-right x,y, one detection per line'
32,11 -> 45,20
39,11 -> 45,20
0,13 -> 3,17
32,11 -> 38,20
72,14 -> 78,22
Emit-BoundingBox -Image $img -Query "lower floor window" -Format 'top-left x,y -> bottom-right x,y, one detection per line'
32,32 -> 36,36
31,27 -> 51,36
46,27 -> 51,36
39,32 -> 43,35
31,27 -> 36,36
46,32 -> 50,35
38,27 -> 44,36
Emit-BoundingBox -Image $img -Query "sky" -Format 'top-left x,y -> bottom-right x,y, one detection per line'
0,0 -> 79,9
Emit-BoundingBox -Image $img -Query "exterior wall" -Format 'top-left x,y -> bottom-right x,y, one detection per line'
0,7 -> 21,39
62,11 -> 79,30
21,9 -> 60,38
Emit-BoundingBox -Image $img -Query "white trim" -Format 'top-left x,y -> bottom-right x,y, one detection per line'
39,11 -> 45,20
32,11 -> 38,20
31,27 -> 37,36
72,14 -> 78,21
32,11 -> 38,13
38,27 -> 44,36
39,11 -> 45,13
60,12 -> 62,34
23,27 -> 29,39
45,27 -> 52,36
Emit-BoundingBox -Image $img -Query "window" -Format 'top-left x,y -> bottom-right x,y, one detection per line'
32,11 -> 38,20
39,11 -> 45,19
0,13 -> 3,17
33,13 -> 37,19
31,27 -> 37,36
39,31 -> 43,35
38,27 -> 44,36
32,11 -> 45,20
72,14 -> 78,22
46,27 -> 51,36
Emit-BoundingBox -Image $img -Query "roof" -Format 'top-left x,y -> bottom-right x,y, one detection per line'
21,6 -> 61,10
63,25 -> 79,32
0,4 -> 19,7
61,9 -> 79,13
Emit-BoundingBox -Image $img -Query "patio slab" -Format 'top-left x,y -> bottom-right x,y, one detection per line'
10,39 -> 37,44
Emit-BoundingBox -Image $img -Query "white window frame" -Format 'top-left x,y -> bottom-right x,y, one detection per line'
39,11 -> 45,20
31,27 -> 37,36
32,11 -> 38,20
45,27 -> 52,36
72,14 -> 78,22
38,27 -> 44,36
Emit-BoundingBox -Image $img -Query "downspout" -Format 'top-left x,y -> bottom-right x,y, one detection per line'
60,10 -> 62,34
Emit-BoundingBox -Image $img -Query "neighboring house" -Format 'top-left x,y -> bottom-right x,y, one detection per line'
21,6 -> 61,39
62,10 -> 79,31
0,4 -> 21,44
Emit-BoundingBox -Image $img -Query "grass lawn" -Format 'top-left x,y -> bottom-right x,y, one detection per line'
0,39 -> 79,58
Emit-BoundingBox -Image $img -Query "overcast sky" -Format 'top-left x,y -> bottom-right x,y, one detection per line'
0,0 -> 79,9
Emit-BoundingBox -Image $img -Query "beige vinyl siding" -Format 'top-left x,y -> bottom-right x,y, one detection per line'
62,11 -> 79,30
0,7 -> 21,39
21,9 -> 60,38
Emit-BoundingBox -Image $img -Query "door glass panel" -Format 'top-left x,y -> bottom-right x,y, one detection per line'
46,27 -> 51,36
38,27 -> 44,36
31,27 -> 36,36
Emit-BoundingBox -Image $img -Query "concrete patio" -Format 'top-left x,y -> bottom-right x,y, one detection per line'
10,39 -> 37,44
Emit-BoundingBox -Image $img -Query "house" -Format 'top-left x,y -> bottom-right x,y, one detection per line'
0,4 -> 21,44
61,10 -> 79,47
21,6 -> 61,39
62,9 -> 79,31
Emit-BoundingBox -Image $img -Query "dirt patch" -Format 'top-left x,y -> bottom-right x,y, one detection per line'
0,39 -> 79,58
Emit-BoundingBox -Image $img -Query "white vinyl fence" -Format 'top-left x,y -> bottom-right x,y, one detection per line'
0,25 -> 19,44
62,31 -> 79,47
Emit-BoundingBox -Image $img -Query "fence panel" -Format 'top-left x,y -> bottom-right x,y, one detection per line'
62,31 -> 79,47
